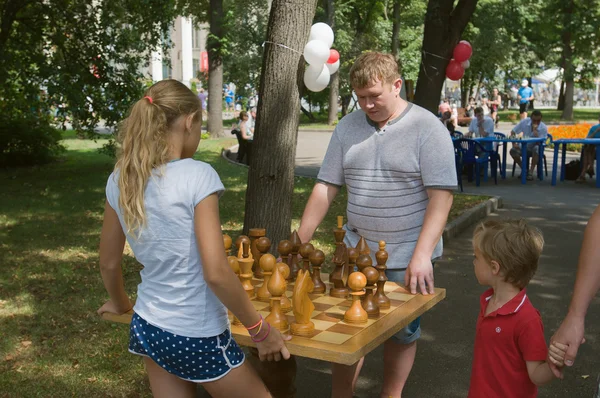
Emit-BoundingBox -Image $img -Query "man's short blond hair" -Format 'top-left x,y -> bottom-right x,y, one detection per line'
473,219 -> 544,289
349,52 -> 401,89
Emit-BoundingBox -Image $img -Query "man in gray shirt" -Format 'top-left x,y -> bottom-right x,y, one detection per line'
298,52 -> 457,397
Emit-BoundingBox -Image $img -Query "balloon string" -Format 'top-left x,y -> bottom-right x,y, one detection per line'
422,50 -> 450,61
262,41 -> 303,55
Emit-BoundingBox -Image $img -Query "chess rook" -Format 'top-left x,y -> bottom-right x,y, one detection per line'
344,272 -> 368,324
373,240 -> 390,309
309,249 -> 326,294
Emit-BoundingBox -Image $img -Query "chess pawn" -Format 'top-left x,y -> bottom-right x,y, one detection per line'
266,265 -> 290,334
299,242 -> 314,273
227,256 -> 242,325
309,249 -> 326,294
277,240 -> 293,280
223,234 -> 232,256
256,253 -> 276,302
361,266 -> 380,318
356,254 -> 372,273
347,247 -> 359,273
255,236 -> 271,279
344,272 -> 368,324
276,262 -> 292,313
373,240 -> 391,309
288,231 -> 302,280
355,236 -> 370,256
290,269 -> 315,336
238,241 -> 255,299
249,228 -> 266,278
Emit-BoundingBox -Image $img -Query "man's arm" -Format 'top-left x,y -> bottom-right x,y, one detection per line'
297,182 -> 340,243
405,189 -> 453,295
549,204 -> 600,377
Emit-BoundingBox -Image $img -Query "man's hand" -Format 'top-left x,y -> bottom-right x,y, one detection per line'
548,313 -> 586,378
404,256 -> 434,295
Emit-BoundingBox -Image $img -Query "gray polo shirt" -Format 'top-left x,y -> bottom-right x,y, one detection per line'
317,103 -> 457,270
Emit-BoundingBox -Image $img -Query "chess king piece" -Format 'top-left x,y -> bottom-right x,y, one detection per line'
238,241 -> 255,298
223,234 -> 232,256
288,231 -> 302,280
291,269 -> 316,336
227,255 -> 242,325
277,240 -> 293,281
266,264 -> 290,333
361,266 -> 380,318
276,262 -> 292,313
309,249 -> 326,294
257,253 -> 276,302
330,242 -> 350,298
344,272 -> 368,324
249,228 -> 266,278
373,240 -> 391,309
347,247 -> 359,273
255,236 -> 271,279
299,242 -> 315,274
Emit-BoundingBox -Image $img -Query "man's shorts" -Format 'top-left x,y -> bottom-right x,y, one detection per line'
519,102 -> 530,114
385,268 -> 425,345
510,146 -> 538,158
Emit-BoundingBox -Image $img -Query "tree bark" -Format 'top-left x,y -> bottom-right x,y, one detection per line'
560,0 -> 574,120
243,0 -> 319,246
558,79 -> 565,111
341,94 -> 351,116
413,0 -> 478,114
326,0 -> 338,125
207,0 -> 225,137
391,0 -> 401,59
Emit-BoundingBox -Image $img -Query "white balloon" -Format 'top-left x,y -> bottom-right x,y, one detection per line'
326,59 -> 340,75
461,60 -> 470,69
304,64 -> 330,92
309,23 -> 334,48
303,40 -> 330,66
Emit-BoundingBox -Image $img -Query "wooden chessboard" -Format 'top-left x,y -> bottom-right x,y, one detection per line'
100,273 -> 445,366
232,273 -> 444,365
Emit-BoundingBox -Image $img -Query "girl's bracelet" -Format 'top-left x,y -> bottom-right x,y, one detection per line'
249,319 -> 264,337
245,315 -> 263,332
251,322 -> 271,343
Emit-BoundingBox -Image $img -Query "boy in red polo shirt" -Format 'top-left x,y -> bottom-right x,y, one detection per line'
468,220 -> 567,397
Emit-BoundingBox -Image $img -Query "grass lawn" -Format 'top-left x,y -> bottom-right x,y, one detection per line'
0,135 -> 488,396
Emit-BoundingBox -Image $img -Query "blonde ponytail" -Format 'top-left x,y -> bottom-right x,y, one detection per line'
115,80 -> 201,237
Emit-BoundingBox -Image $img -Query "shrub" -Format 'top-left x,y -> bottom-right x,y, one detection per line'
0,117 -> 65,167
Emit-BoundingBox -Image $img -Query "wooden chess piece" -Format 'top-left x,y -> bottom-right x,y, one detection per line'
356,254 -> 372,273
238,241 -> 255,299
299,242 -> 314,273
344,272 -> 368,324
256,253 -> 276,302
347,247 -> 359,273
235,235 -> 253,261
373,240 -> 391,309
330,242 -> 350,298
278,240 -> 293,280
288,231 -> 302,280
249,228 -> 266,278
255,236 -> 271,279
309,249 -> 326,294
227,256 -> 242,325
361,266 -> 380,318
290,269 -> 315,336
223,234 -> 232,256
276,262 -> 292,313
356,236 -> 370,256
266,265 -> 290,334
330,215 -> 346,282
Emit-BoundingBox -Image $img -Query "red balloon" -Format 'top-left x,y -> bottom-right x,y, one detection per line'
453,41 -> 472,62
327,49 -> 340,64
446,59 -> 465,81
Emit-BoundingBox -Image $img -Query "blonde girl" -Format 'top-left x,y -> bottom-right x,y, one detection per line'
97,79 -> 288,398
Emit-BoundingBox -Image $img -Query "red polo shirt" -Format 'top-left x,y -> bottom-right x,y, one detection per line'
468,288 -> 548,398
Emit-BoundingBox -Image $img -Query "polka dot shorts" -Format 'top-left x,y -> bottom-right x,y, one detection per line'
128,313 -> 245,383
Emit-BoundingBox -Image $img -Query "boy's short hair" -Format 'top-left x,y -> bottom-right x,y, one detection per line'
349,52 -> 401,89
475,107 -> 484,115
473,219 -> 544,289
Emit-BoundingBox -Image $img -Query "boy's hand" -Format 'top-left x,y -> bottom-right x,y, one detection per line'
548,341 -> 568,371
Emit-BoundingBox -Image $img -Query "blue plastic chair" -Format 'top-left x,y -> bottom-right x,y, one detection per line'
511,133 -> 552,177
452,131 -> 463,139
454,138 -> 499,187
493,132 -> 506,172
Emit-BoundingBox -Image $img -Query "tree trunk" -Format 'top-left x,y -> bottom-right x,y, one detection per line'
326,0 -> 338,125
207,0 -> 225,137
413,0 -> 478,114
341,94 -> 351,116
560,0 -> 574,120
391,0 -> 401,59
300,105 -> 316,122
558,80 -> 565,111
243,0 -> 318,246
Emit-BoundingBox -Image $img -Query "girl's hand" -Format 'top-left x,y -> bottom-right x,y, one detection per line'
97,299 -> 133,316
254,324 -> 291,362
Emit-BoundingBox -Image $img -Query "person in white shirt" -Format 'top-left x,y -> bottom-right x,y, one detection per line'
509,110 -> 548,180
98,79 -> 289,397
468,107 -> 495,138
